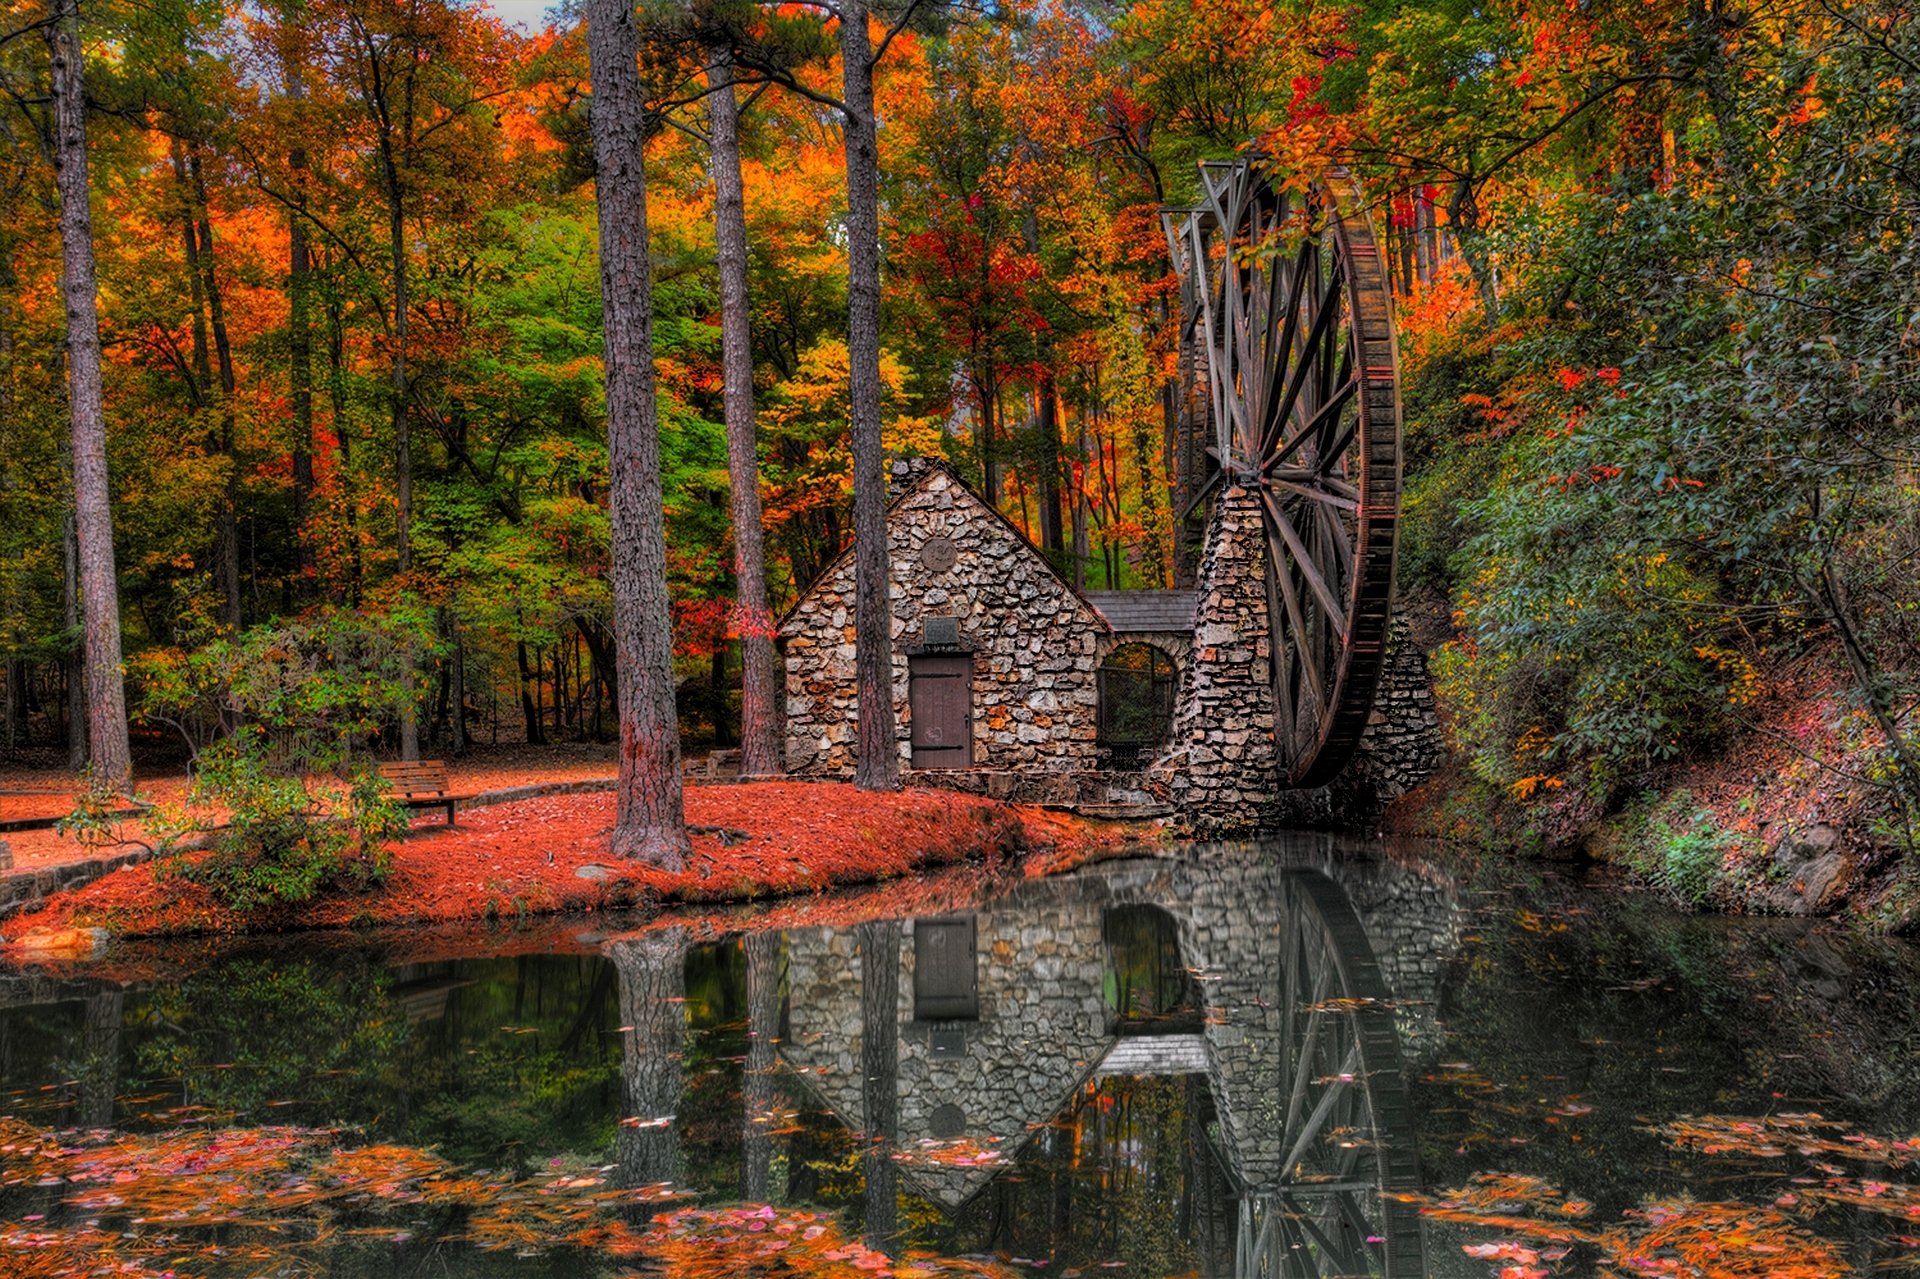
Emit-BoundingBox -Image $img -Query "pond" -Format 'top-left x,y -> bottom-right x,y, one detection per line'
4,836 -> 1920,1277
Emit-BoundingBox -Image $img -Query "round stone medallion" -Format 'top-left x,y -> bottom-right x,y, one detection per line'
919,536 -> 958,573
928,1102 -> 967,1139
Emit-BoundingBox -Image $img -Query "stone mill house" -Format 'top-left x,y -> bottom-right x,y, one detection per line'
777,457 -> 1194,808
776,456 -> 1442,820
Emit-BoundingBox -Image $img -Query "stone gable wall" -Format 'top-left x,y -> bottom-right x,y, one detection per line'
779,462 -> 1107,776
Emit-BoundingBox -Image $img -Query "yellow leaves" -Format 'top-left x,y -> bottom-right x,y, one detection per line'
1507,774 -> 1564,800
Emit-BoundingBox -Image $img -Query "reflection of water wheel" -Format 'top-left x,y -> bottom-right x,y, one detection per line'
1237,871 -> 1422,1278
1166,162 -> 1401,788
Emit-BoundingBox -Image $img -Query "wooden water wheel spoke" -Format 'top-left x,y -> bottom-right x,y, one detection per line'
1258,246 -> 1314,458
1266,544 -> 1322,714
1267,378 -> 1358,471
1315,504 -> 1356,579
1267,479 -> 1359,513
1167,159 -> 1402,787
1267,264 -> 1346,458
1261,492 -> 1347,643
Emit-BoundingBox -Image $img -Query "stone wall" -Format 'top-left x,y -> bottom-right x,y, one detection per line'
779,460 -> 1107,777
1152,486 -> 1279,834
1343,614 -> 1446,807
780,880 -> 1114,1209
1149,483 -> 1442,834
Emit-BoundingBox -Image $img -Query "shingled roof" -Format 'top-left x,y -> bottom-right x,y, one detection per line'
1084,590 -> 1197,634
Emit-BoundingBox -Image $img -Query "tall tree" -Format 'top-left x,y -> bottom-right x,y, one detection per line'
706,44 -> 781,777
584,0 -> 691,866
45,0 -> 131,788
838,0 -> 895,792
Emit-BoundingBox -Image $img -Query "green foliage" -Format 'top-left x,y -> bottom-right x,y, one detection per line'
1409,0 -> 1917,825
167,734 -> 405,912
1610,791 -> 1743,909
55,766 -> 133,850
131,608 -> 443,770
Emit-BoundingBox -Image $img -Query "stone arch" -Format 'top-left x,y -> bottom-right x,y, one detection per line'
1096,641 -> 1182,769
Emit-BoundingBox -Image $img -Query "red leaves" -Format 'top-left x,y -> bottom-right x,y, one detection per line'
6,780 -> 1126,941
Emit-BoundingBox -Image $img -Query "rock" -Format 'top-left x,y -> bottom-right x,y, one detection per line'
1793,823 -> 1841,859
575,864 -> 615,882
10,926 -> 108,956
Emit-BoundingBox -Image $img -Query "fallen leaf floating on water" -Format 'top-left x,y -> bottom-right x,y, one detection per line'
1423,1170 -> 1861,1279
0,1117 -> 1024,1278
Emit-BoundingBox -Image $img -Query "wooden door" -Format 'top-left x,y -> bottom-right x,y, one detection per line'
908,654 -> 972,768
913,915 -> 978,1020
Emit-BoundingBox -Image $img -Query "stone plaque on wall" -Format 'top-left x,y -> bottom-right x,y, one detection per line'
919,536 -> 958,572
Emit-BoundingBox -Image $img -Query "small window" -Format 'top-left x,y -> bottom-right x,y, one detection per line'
1097,644 -> 1178,769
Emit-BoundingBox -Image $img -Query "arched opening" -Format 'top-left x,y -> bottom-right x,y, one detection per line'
1097,643 -> 1178,769
1101,905 -> 1202,1035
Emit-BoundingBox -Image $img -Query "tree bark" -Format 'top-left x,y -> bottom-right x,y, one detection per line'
857,919 -> 899,1254
585,0 -> 690,866
707,47 -> 783,778
741,928 -> 781,1203
612,929 -> 687,1218
1037,372 -> 1065,558
190,154 -> 243,631
840,0 -> 898,792
288,115 -> 316,591
62,508 -> 86,770
47,0 -> 132,789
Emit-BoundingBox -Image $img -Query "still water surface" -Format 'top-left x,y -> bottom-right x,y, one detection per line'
3,837 -> 1920,1277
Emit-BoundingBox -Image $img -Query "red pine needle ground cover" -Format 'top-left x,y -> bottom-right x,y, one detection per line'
2,783 -> 1133,944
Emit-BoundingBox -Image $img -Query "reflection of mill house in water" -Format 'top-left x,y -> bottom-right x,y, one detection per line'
776,456 -> 1443,821
770,849 -> 1462,1273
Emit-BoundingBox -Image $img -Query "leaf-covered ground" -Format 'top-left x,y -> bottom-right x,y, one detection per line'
1,781 -> 1134,945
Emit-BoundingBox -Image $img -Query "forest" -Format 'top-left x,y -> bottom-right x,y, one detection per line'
0,0 -> 1915,874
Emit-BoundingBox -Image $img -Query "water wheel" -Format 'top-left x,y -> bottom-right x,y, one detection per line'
1235,870 -> 1424,1278
1165,161 -> 1402,788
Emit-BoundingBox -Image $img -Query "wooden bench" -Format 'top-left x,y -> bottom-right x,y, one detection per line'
377,761 -> 475,826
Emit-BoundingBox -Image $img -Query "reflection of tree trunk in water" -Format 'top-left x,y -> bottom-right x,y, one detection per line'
1187,1074 -> 1234,1279
742,930 -> 782,1203
857,920 -> 899,1255
79,992 -> 122,1129
613,929 -> 687,1220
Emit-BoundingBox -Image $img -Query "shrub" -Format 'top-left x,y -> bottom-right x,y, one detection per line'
162,735 -> 407,912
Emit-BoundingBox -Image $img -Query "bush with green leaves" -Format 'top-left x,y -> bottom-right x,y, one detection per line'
1412,4 -> 1918,827
160,733 -> 407,912
131,606 -> 443,772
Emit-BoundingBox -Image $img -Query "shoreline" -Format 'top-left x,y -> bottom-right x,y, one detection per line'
0,781 -> 1141,954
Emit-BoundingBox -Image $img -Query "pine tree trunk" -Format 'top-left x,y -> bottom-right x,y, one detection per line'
47,0 -> 131,789
190,155 -> 243,631
742,929 -> 780,1203
707,48 -> 783,778
1037,372 -> 1065,557
585,0 -> 689,866
840,1 -> 897,792
611,929 -> 687,1216
857,919 -> 899,1254
62,509 -> 86,770
287,101 -> 316,591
